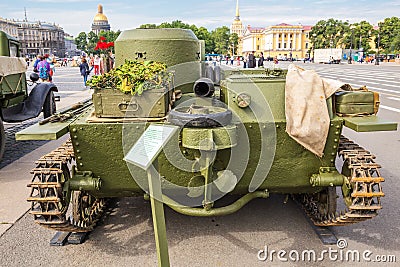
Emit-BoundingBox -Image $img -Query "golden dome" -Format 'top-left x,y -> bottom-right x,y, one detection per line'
94,13 -> 108,22
93,4 -> 108,22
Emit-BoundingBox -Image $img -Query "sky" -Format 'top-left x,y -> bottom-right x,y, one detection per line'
0,0 -> 399,37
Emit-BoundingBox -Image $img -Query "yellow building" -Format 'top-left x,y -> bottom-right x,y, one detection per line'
242,26 -> 265,55
230,0 -> 244,55
231,1 -> 312,59
262,23 -> 312,59
230,0 -> 244,37
240,23 -> 312,59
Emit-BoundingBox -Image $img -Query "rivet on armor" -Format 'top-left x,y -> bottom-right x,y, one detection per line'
72,128 -> 77,133
74,136 -> 78,139
75,142 -> 80,146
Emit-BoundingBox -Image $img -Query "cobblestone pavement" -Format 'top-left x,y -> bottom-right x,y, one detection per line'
0,66 -> 87,169
0,118 -> 48,169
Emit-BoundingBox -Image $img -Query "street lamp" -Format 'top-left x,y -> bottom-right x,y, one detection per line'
349,25 -> 355,64
312,33 -> 317,62
375,20 -> 383,66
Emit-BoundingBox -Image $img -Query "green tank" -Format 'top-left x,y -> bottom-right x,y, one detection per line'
18,28 -> 397,264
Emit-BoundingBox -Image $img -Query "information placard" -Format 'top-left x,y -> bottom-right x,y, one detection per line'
124,124 -> 179,170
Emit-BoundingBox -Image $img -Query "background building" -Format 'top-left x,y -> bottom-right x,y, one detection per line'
64,33 -> 80,57
263,23 -> 311,60
91,4 -> 111,34
242,26 -> 265,55
239,23 -> 312,59
0,14 -> 65,58
0,18 -> 18,37
230,0 -> 244,55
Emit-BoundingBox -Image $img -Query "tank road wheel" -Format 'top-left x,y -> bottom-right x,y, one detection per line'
28,140 -> 107,232
72,191 -> 105,230
316,187 -> 337,216
0,118 -> 5,160
299,136 -> 386,226
43,91 -> 56,119
168,105 -> 232,127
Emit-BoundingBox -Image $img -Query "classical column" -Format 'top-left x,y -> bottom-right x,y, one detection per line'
297,33 -> 301,50
275,33 -> 279,50
281,32 -> 285,50
293,33 -> 297,51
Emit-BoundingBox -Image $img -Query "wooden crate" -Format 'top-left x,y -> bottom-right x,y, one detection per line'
93,87 -> 171,118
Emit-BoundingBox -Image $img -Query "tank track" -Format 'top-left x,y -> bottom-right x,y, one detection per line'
27,139 -> 106,232
300,136 -> 384,226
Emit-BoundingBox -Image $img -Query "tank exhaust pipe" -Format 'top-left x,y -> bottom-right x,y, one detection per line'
193,78 -> 215,97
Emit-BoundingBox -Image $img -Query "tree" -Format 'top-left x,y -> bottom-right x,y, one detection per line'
379,17 -> 400,53
211,26 -> 230,55
139,24 -> 157,29
192,26 -> 214,53
348,21 -> 374,53
139,21 -> 217,53
87,31 -> 99,54
75,32 -> 87,51
229,33 -> 239,55
309,19 -> 347,49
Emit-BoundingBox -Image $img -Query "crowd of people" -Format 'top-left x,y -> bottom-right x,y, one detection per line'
79,51 -> 115,87
30,51 -> 115,88
207,51 -> 282,68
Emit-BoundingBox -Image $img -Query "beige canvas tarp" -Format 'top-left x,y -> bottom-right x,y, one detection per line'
285,64 -> 346,157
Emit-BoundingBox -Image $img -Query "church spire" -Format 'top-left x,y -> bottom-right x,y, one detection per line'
235,0 -> 240,20
24,7 -> 28,22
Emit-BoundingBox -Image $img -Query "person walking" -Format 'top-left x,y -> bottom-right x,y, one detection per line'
79,58 -> 90,87
33,55 -> 41,72
243,53 -> 248,68
248,51 -> 256,68
258,52 -> 265,68
93,55 -> 101,75
37,56 -> 51,82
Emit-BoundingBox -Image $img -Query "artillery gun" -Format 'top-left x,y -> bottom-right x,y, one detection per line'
0,30 -> 57,160
17,28 -> 397,264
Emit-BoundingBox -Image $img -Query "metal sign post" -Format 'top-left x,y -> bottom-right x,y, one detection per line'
124,124 -> 179,267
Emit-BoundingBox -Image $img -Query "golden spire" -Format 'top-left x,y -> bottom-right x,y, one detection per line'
98,4 -> 103,14
235,0 -> 240,20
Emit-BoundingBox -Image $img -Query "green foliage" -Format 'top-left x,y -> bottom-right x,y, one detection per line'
74,32 -> 87,51
378,17 -> 400,53
87,60 -> 169,95
74,30 -> 121,55
309,19 -> 348,49
138,21 -> 239,54
310,17 -> 400,54
211,26 -> 231,54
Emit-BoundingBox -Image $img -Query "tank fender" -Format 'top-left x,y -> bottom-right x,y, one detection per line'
1,83 -> 58,122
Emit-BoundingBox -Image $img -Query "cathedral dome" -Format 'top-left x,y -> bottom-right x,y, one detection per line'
93,5 -> 108,22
